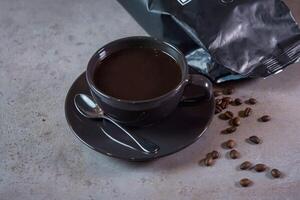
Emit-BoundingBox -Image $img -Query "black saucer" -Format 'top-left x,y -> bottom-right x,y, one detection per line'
65,73 -> 215,161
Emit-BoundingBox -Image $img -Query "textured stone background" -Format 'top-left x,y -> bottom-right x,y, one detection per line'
0,0 -> 299,199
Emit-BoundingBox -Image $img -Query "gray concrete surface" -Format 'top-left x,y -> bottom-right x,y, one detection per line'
0,0 -> 300,199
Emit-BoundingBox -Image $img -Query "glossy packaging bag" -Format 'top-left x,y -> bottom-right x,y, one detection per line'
117,0 -> 300,82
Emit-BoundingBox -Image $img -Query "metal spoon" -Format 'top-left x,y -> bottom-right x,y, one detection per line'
74,94 -> 159,155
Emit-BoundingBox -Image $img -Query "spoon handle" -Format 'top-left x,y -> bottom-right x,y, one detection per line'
100,115 -> 160,155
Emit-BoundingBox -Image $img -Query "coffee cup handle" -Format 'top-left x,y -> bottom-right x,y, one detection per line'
180,74 -> 213,106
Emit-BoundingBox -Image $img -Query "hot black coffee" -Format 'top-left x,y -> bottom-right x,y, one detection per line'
93,47 -> 182,101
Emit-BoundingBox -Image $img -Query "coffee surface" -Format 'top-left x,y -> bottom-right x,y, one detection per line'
93,47 -> 182,101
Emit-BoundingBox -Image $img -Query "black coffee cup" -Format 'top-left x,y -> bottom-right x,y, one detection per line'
86,36 -> 213,126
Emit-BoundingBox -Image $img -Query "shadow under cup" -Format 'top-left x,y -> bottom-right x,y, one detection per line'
86,36 -> 213,127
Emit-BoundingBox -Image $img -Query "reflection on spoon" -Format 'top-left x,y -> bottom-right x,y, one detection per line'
74,94 -> 159,155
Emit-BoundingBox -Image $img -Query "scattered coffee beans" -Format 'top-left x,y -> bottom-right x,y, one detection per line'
239,178 -> 253,187
204,157 -> 215,166
224,139 -> 236,149
244,107 -> 252,117
271,169 -> 281,178
260,115 -> 271,122
223,88 -> 234,95
214,90 -> 223,97
233,98 -> 242,106
221,126 -> 237,134
240,161 -> 252,170
229,149 -> 240,159
254,164 -> 267,172
211,150 -> 220,159
213,92 -> 281,186
248,136 -> 261,144
247,98 -> 257,105
230,117 -> 241,126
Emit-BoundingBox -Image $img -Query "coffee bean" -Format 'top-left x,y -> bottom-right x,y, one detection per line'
218,113 -> 226,120
214,90 -> 222,97
220,101 -> 229,109
224,139 -> 236,149
215,105 -> 222,114
222,97 -> 233,103
215,99 -> 222,105
244,107 -> 252,117
211,150 -> 220,159
219,111 -> 234,120
204,157 -> 215,166
226,126 -> 237,133
240,161 -> 252,170
224,111 -> 234,119
206,151 -> 219,159
247,98 -> 257,105
229,149 -> 240,159
239,178 -> 253,187
206,152 -> 213,159
248,136 -> 261,144
230,117 -> 241,126
233,98 -> 242,106
223,88 -> 234,95
221,126 -> 237,134
271,169 -> 281,178
260,115 -> 271,122
254,164 -> 267,172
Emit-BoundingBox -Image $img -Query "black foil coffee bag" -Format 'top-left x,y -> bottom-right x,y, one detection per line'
118,0 -> 300,82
